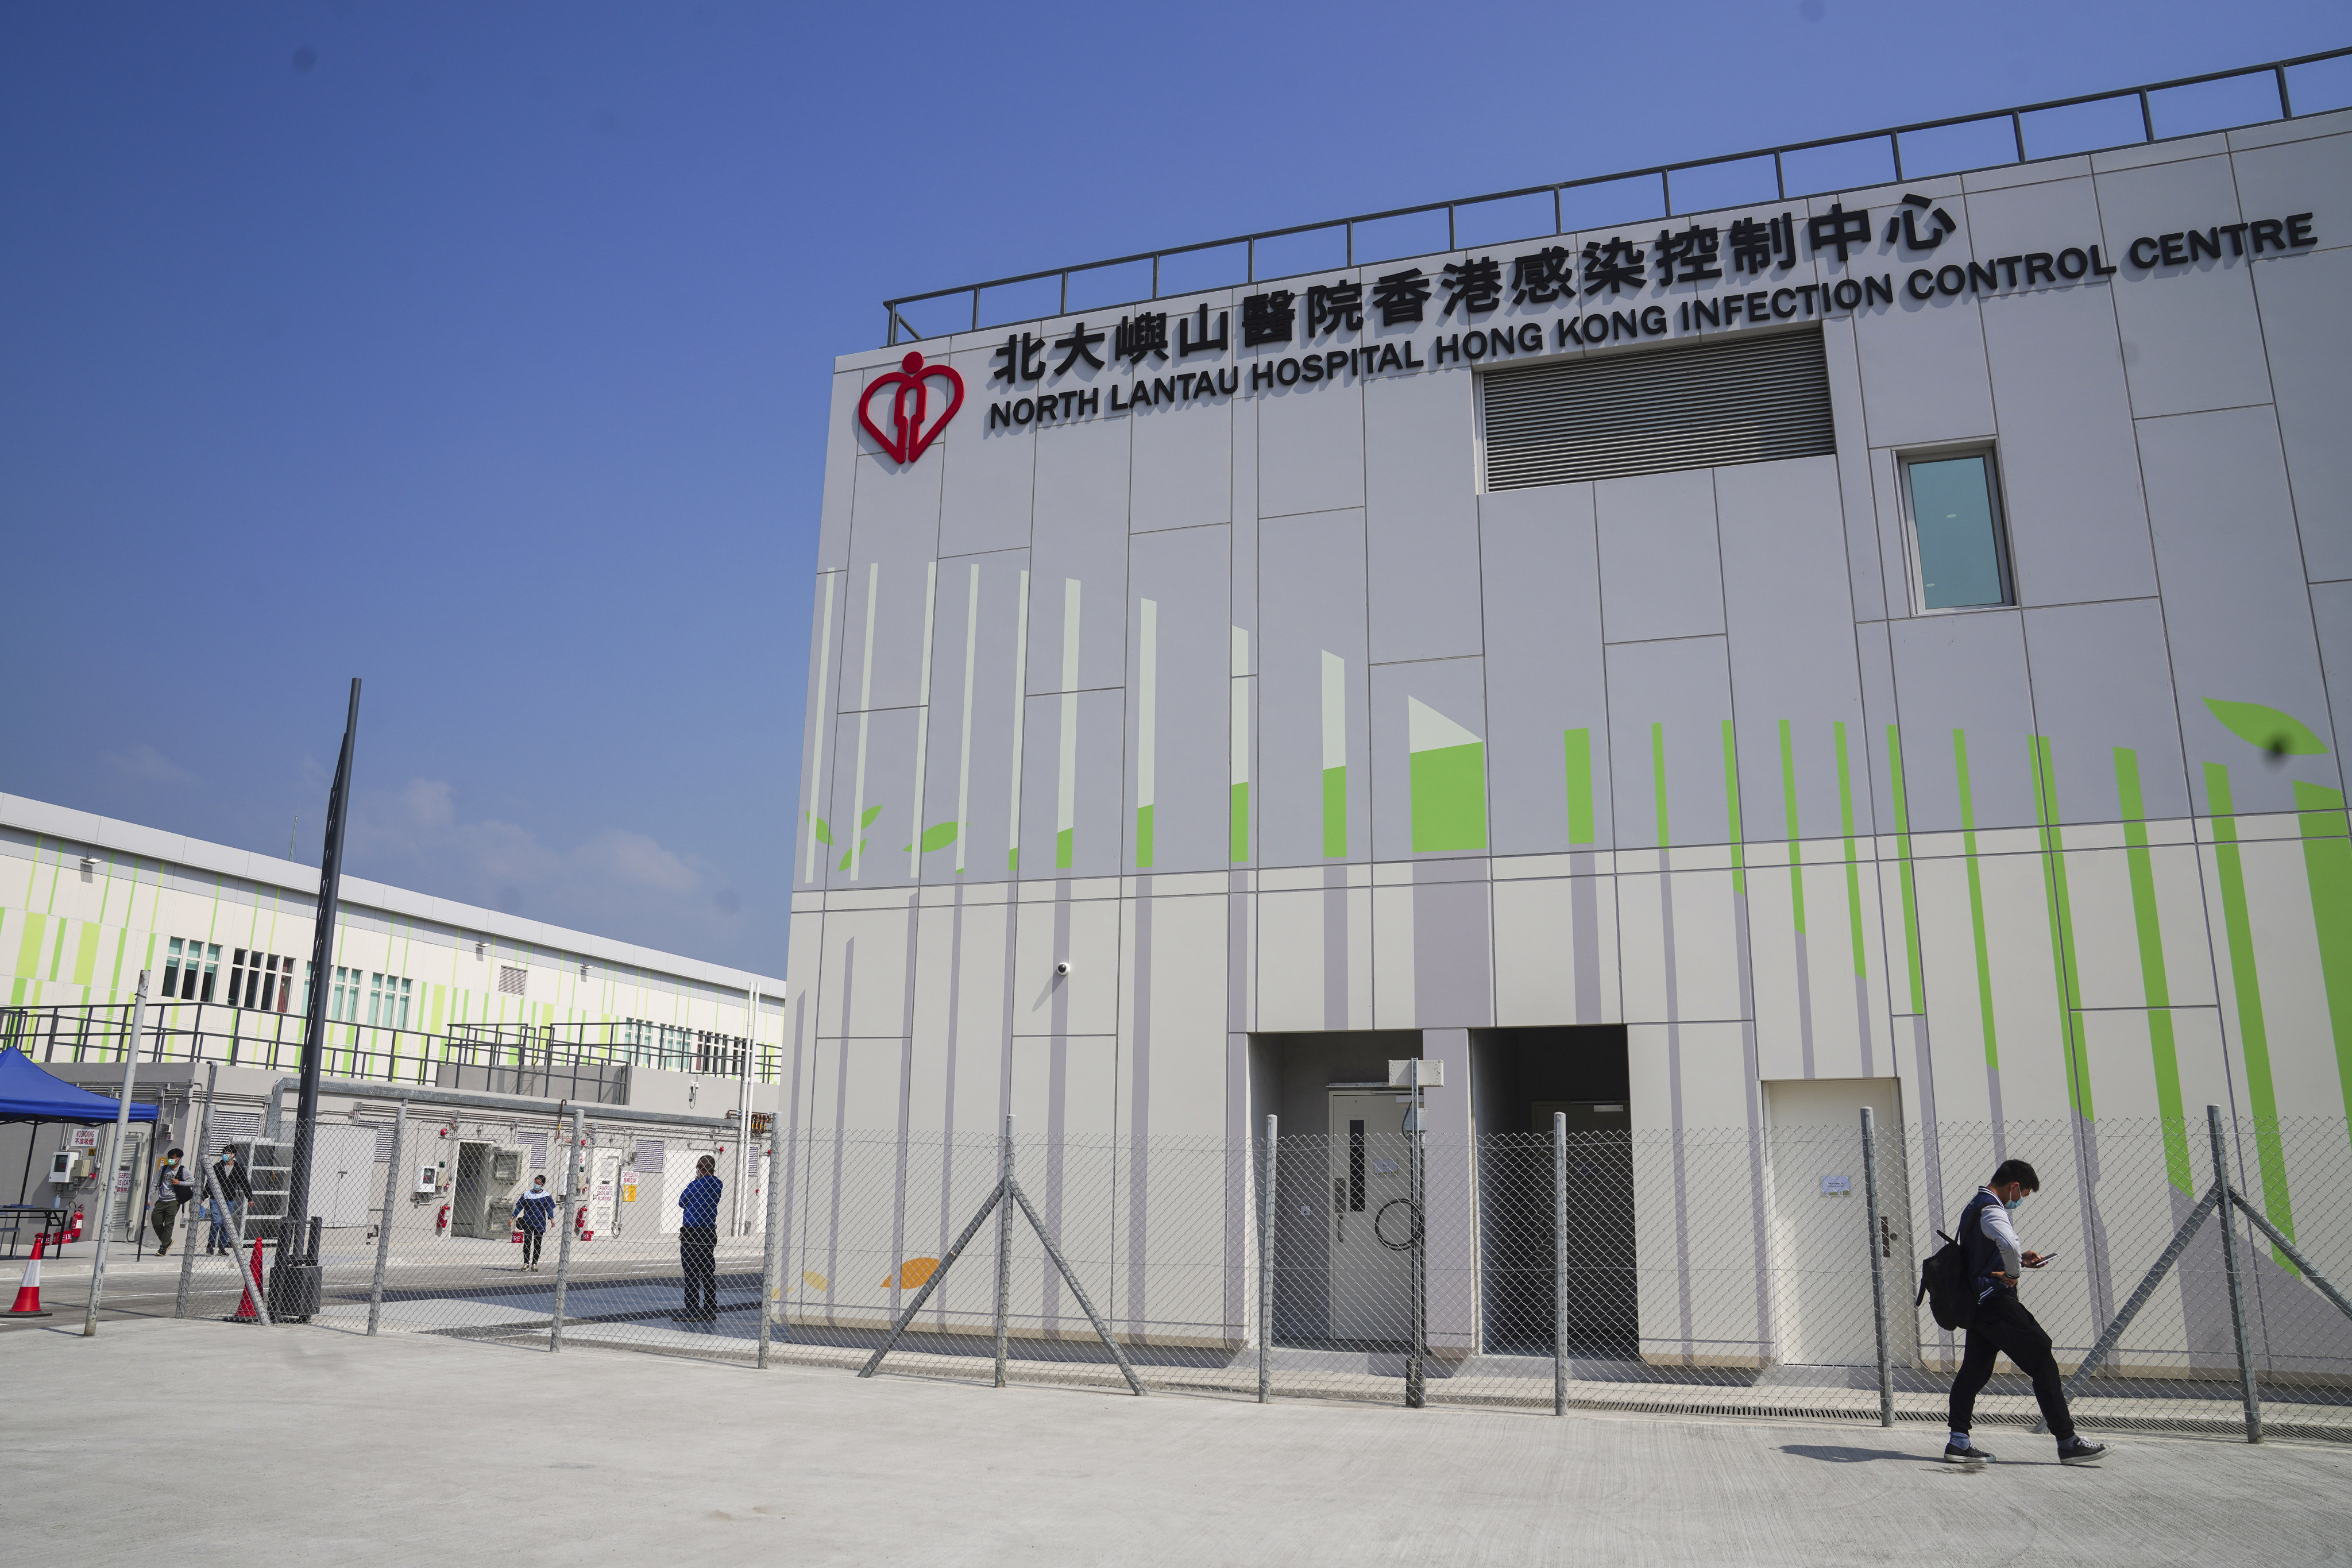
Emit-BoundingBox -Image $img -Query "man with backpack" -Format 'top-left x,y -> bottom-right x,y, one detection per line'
149,1147 -> 194,1255
1941,1159 -> 2110,1467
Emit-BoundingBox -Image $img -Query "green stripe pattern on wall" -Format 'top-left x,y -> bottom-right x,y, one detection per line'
1721,721 -> 1745,894
1836,722 -> 1866,983
2293,781 -> 2352,1134
2205,762 -> 2296,1252
1886,725 -> 1926,1014
1954,730 -> 2000,1072
2030,736 -> 2092,1122
2115,747 -> 2191,1193
1408,697 -> 1486,853
1778,721 -> 1804,930
1563,728 -> 1595,845
1651,723 -> 1669,848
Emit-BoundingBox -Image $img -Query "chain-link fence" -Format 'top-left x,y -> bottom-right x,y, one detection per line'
159,1102 -> 775,1360
148,1103 -> 2352,1445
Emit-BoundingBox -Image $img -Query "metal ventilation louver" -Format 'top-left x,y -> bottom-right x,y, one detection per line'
1481,327 -> 1835,491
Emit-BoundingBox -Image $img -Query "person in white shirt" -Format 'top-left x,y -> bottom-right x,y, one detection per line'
1944,1158 -> 2110,1467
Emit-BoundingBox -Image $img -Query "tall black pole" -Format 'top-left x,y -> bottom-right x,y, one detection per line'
281,678 -> 361,1291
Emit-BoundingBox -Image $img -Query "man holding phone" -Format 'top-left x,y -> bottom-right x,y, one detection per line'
1944,1158 -> 2111,1467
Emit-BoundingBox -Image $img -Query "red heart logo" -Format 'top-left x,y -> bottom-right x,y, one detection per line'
858,352 -> 965,465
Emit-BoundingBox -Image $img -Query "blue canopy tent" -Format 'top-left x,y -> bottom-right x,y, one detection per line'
2,1046 -> 159,1216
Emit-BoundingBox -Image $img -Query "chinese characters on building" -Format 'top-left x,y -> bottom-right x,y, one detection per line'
965,190 -> 2236,433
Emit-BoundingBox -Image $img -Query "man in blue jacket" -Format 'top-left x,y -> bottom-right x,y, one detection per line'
513,1176 -> 558,1272
674,1154 -> 722,1322
1945,1158 -> 2110,1467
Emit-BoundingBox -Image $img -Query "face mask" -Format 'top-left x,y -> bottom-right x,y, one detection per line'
2005,1195 -> 2026,1211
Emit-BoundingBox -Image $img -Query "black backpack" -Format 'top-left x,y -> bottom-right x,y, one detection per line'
1916,1203 -> 1982,1331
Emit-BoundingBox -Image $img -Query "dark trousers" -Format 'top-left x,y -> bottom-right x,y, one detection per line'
679,1225 -> 717,1316
520,1227 -> 544,1266
1949,1291 -> 2075,1440
150,1200 -> 180,1250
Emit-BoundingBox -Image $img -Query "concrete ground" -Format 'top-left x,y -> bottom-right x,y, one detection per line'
5,1319 -> 2350,1566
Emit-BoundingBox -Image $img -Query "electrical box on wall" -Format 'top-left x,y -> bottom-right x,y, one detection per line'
49,1150 -> 91,1183
415,1164 -> 441,1194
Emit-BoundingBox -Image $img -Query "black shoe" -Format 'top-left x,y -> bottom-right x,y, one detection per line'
2057,1436 -> 2110,1466
1942,1440 -> 1992,1465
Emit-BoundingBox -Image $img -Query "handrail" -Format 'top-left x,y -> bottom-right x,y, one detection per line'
882,47 -> 2351,343
0,1001 -> 780,1087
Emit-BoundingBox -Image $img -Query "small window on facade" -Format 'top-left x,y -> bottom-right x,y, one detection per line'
367,972 -> 411,1029
225,949 -> 289,1011
330,965 -> 362,1023
164,938 -> 220,1001
1903,450 -> 2013,610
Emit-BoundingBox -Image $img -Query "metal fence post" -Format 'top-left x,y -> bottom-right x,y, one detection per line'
2207,1103 -> 2262,1443
1554,1110 -> 1569,1418
175,1061 -> 217,1319
758,1127 -> 785,1368
551,1107 -> 583,1353
1406,1077 -> 1426,1410
1258,1114 -> 1277,1404
83,969 -> 148,1338
993,1113 -> 1013,1389
365,1101 -> 405,1335
1860,1106 -> 1894,1428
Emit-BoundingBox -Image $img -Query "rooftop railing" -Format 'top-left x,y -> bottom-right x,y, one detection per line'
883,47 -> 2352,345
0,1001 -> 780,1096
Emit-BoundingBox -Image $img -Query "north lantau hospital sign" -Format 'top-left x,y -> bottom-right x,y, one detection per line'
959,195 -> 2320,437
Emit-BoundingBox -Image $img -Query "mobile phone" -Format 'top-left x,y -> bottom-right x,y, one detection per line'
2029,1252 -> 2059,1266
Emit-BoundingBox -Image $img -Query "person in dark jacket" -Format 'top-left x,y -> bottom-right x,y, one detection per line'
149,1148 -> 192,1255
513,1176 -> 558,1271
674,1154 -> 722,1322
207,1144 -> 253,1254
1945,1158 -> 2111,1467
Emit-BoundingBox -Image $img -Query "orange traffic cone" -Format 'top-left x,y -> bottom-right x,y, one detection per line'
229,1239 -> 266,1323
6,1235 -> 51,1317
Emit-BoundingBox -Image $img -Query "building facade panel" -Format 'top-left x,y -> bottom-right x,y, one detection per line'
795,116 -> 2352,1362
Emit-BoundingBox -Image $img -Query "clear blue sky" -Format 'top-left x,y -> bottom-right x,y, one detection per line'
3,4 -> 2343,976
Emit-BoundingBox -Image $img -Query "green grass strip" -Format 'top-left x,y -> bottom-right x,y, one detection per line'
2204,762 -> 2296,1252
2115,747 -> 2191,1192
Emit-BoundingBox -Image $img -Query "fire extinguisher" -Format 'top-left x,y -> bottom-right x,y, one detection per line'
574,1204 -> 591,1241
64,1208 -> 85,1242
435,1203 -> 450,1234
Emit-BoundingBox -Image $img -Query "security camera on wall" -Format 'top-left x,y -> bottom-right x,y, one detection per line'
1054,960 -> 1072,976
